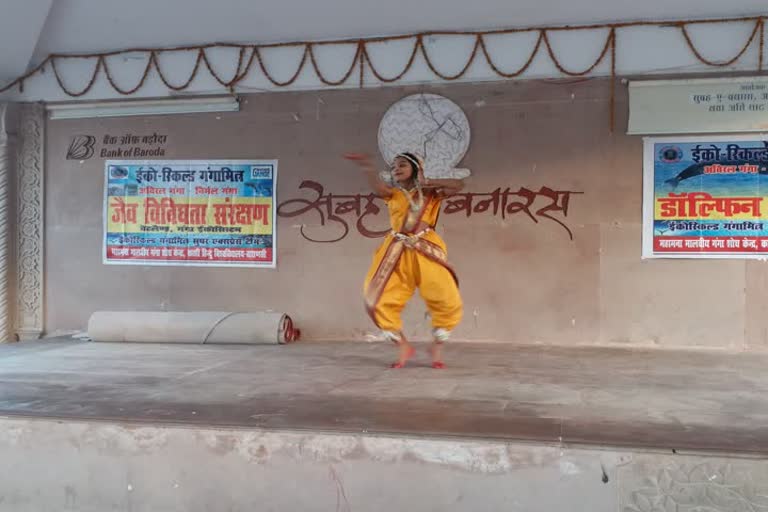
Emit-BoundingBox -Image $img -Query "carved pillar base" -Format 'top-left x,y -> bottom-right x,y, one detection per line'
15,104 -> 44,341
16,328 -> 42,341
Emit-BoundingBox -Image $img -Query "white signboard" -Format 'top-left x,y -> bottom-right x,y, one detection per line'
629,76 -> 768,135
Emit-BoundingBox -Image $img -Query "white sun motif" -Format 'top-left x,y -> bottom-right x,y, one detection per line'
377,93 -> 471,181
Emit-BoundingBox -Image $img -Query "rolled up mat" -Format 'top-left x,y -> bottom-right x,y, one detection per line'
87,311 -> 299,345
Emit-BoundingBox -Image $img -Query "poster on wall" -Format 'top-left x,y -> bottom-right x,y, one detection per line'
104,160 -> 277,267
643,135 -> 768,259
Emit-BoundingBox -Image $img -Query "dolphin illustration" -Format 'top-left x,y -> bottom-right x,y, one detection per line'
244,182 -> 272,196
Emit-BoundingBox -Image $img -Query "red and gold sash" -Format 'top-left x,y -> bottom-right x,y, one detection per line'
364,194 -> 458,327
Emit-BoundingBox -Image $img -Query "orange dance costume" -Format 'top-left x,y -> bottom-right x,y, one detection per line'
363,184 -> 463,344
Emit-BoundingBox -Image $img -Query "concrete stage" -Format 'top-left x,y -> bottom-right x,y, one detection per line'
2,340 -> 768,511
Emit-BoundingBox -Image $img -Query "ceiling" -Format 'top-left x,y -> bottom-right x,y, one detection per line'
1,0 -> 767,86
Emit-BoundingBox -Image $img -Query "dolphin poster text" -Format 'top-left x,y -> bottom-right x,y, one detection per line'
643,136 -> 768,258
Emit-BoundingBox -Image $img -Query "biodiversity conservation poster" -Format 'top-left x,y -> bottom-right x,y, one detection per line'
104,160 -> 277,267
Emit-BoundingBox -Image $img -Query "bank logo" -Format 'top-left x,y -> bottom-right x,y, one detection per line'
66,135 -> 96,160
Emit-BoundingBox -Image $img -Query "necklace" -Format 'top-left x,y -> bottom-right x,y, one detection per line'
396,181 -> 424,212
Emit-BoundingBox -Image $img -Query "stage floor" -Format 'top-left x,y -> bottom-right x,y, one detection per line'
1,339 -> 767,455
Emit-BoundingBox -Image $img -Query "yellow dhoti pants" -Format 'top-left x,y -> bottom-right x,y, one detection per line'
364,233 -> 463,333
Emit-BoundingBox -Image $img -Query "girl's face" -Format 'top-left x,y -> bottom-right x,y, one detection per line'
392,157 -> 415,184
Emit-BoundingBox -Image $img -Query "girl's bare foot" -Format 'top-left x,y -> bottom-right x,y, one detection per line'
391,342 -> 415,368
429,342 -> 445,369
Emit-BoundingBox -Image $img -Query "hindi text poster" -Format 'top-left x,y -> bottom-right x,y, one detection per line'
104,160 -> 277,267
642,136 -> 768,259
